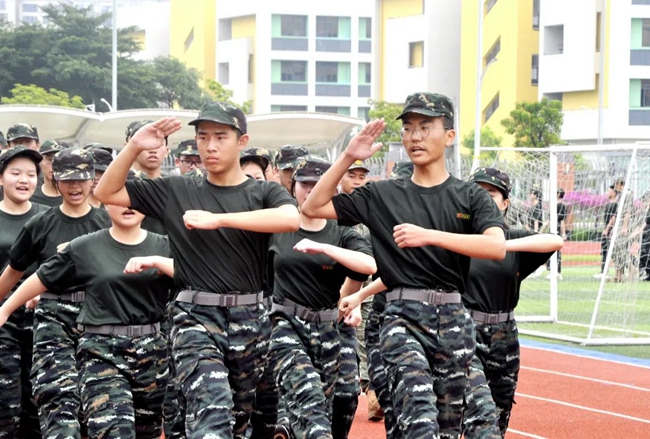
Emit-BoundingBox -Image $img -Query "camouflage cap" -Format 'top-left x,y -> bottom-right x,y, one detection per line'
125,120 -> 154,141
0,131 -> 6,148
276,144 -> 309,170
396,92 -> 455,125
89,148 -> 113,172
39,140 -> 66,155
292,155 -> 331,182
0,146 -> 43,168
176,139 -> 199,157
348,159 -> 370,172
126,169 -> 142,181
53,148 -> 95,181
6,123 -> 39,142
390,161 -> 414,179
83,142 -> 114,155
189,101 -> 247,135
240,147 -> 271,171
468,167 -> 511,199
184,168 -> 206,181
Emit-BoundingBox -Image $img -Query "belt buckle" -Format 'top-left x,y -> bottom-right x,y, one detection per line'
72,291 -> 84,302
430,292 -> 444,305
302,309 -> 317,322
487,314 -> 499,324
129,326 -> 142,337
223,295 -> 237,307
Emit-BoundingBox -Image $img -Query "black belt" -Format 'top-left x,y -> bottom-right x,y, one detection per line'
78,322 -> 160,337
386,288 -> 462,305
469,309 -> 515,324
176,290 -> 263,307
271,299 -> 339,323
41,291 -> 85,302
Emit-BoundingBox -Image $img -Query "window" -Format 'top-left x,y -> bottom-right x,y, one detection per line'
486,0 -> 497,14
272,105 -> 308,112
315,106 -> 350,116
281,15 -> 307,37
22,3 -> 38,12
531,54 -> 539,85
533,0 -> 540,29
219,19 -> 232,41
0,13 -> 6,22
359,17 -> 372,39
280,61 -> 307,82
484,93 -> 500,122
23,15 -> 38,23
248,55 -> 254,84
409,41 -> 424,68
316,62 -> 338,83
218,63 -> 230,85
0,1 -> 6,10
358,107 -> 370,121
359,62 -> 371,84
596,13 -> 601,51
544,25 -> 564,54
643,19 -> 650,47
317,16 -> 339,38
641,80 -> 650,107
184,28 -> 194,52
484,38 -> 500,67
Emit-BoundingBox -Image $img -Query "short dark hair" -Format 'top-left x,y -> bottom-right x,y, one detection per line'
0,154 -> 42,179
194,123 -> 243,140
530,189 -> 541,199
557,188 -> 565,199
401,114 -> 454,130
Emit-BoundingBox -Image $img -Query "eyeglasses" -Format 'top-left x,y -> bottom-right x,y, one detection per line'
42,155 -> 55,162
400,125 -> 449,140
180,159 -> 202,168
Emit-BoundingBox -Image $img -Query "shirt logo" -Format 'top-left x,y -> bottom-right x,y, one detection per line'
322,265 -> 334,270
457,213 -> 471,220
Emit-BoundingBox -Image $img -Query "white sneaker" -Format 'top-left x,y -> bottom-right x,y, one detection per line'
545,273 -> 563,280
593,273 -> 603,279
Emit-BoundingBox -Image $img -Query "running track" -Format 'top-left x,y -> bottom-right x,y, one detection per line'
350,340 -> 650,438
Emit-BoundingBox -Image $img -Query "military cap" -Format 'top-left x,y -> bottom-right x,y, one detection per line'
276,144 -> 309,170
126,169 -> 141,181
240,147 -> 272,171
390,161 -> 414,179
83,143 -> 114,155
0,131 -> 6,148
184,168 -> 206,181
39,140 -> 66,155
6,123 -> 39,142
0,146 -> 43,168
189,101 -> 247,135
468,167 -> 511,199
396,92 -> 455,125
53,148 -> 94,181
348,159 -> 370,173
176,139 -> 199,157
292,156 -> 331,182
125,120 -> 154,141
90,148 -> 113,172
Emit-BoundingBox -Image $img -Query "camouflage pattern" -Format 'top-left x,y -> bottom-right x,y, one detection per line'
32,298 -> 84,438
160,309 -> 184,439
348,159 -> 370,172
39,140 -> 66,155
0,301 -> 39,439
275,145 -> 309,170
332,321 -> 359,439
390,161 -> 414,179
355,302 -> 371,388
83,143 -> 113,155
292,156 -> 331,182
183,168 -> 206,180
88,148 -> 113,172
6,123 -> 39,142
169,300 -> 269,438
125,120 -> 154,142
365,308 -> 399,439
474,320 -> 520,436
268,306 -> 340,439
396,92 -> 455,125
468,168 -> 511,199
240,147 -> 272,171
53,148 -> 95,181
0,131 -> 6,148
380,300 -> 475,438
78,332 -> 168,439
175,139 -> 199,157
462,355 -> 501,439
0,146 -> 43,168
189,101 -> 248,135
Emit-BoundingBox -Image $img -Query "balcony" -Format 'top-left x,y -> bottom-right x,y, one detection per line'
630,109 -> 650,125
633,0 -> 650,4
271,83 -> 308,96
316,39 -> 351,52
315,84 -> 351,97
358,40 -> 371,53
631,50 -> 650,65
272,38 -> 308,51
358,85 -> 371,97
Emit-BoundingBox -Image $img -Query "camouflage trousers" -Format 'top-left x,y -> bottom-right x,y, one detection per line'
474,320 -> 520,436
332,321 -> 359,439
380,300 -> 475,439
169,301 -> 269,439
365,309 -> 399,439
353,301 -> 373,389
268,307 -> 340,439
161,309 -> 185,439
32,298 -> 83,439
0,300 -> 40,439
78,332 -> 168,438
462,354 -> 501,439
249,302 -> 275,439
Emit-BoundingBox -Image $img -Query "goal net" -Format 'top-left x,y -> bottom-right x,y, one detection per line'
477,145 -> 650,346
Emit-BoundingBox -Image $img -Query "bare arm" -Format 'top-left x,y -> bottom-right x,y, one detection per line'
339,277 -> 387,317
0,266 -> 26,301
506,234 -> 564,253
124,256 -> 174,277
183,204 -> 300,233
293,239 -> 376,275
338,278 -> 364,326
0,273 -> 46,326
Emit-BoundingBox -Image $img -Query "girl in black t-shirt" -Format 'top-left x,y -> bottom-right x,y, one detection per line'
267,156 -> 375,439
0,148 -> 110,438
0,146 -> 48,438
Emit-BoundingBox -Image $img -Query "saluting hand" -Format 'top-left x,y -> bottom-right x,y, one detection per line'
338,292 -> 362,318
124,257 -> 159,274
293,238 -> 329,255
183,210 -> 220,230
128,117 -> 182,152
393,223 -> 432,248
344,119 -> 386,160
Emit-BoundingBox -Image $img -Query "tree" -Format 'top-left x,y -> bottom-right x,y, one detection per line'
461,126 -> 503,162
367,100 -> 402,155
203,79 -> 253,114
150,56 -> 204,110
500,98 -> 564,148
1,84 -> 85,108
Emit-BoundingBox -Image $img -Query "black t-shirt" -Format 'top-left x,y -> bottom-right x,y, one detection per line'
269,221 -> 372,309
603,201 -> 617,230
37,229 -> 174,326
557,202 -> 567,233
0,203 -> 50,288
528,202 -> 543,231
125,175 -> 297,294
142,216 -> 166,235
331,175 -> 504,293
30,185 -> 62,208
10,206 -> 110,294
464,229 -> 555,312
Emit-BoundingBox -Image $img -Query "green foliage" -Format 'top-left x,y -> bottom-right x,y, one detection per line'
367,100 -> 402,157
461,126 -> 503,162
203,79 -> 252,114
500,98 -> 564,148
1,84 -> 85,108
150,56 -> 203,109
569,227 -> 600,241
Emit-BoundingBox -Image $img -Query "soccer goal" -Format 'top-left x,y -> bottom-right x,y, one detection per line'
477,144 -> 650,346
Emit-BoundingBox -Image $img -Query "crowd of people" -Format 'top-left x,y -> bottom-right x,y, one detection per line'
0,92 -> 564,439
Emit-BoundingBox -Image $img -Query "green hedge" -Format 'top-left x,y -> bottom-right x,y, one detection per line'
570,228 -> 601,241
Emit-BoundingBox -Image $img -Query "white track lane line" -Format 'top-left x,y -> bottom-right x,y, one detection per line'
521,366 -> 650,392
522,346 -> 650,370
516,393 -> 650,424
507,429 -> 548,439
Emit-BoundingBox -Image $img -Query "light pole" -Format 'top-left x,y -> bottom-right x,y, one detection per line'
100,98 -> 114,112
111,0 -> 118,111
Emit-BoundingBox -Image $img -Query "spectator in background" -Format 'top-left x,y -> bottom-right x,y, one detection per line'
528,188 -> 545,278
594,185 -> 618,279
639,192 -> 650,281
545,188 -> 567,280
